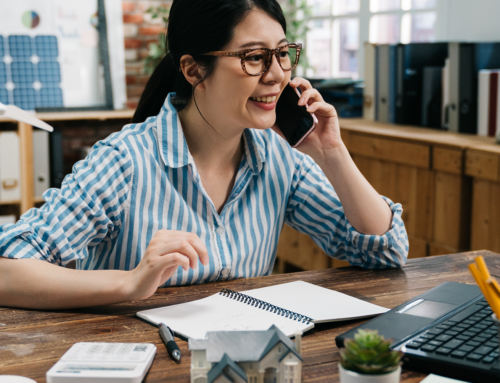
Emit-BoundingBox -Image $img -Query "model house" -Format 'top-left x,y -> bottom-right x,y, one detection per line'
189,325 -> 303,383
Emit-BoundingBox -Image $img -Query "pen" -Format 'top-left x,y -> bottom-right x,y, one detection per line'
159,323 -> 181,363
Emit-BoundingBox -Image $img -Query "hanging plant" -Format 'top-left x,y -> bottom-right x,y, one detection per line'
143,5 -> 170,75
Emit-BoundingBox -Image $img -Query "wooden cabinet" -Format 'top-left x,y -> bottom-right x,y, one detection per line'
466,145 -> 500,253
0,110 -> 134,215
277,119 -> 497,271
3,114 -> 499,270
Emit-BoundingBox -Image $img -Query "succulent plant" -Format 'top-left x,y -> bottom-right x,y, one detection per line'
340,329 -> 403,375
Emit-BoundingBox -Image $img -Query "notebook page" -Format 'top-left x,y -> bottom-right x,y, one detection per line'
242,280 -> 389,323
137,293 -> 313,339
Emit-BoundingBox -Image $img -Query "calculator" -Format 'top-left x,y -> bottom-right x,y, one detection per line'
46,342 -> 157,383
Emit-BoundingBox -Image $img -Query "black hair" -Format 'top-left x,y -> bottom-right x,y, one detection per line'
132,0 -> 287,123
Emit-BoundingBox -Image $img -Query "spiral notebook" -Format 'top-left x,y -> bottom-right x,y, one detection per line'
136,281 -> 389,339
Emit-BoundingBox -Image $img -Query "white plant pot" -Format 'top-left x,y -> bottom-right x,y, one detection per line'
339,364 -> 401,383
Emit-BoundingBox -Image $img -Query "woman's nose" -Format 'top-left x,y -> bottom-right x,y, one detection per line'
262,53 -> 285,82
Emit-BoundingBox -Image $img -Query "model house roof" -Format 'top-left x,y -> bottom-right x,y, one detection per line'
207,353 -> 248,383
189,325 -> 302,363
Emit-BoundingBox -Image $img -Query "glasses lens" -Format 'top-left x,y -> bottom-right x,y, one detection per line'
243,49 -> 268,75
279,45 -> 299,71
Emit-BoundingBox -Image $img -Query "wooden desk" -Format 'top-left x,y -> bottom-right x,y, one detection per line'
1,251 -> 498,382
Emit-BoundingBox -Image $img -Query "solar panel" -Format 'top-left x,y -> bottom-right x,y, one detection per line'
35,36 -> 58,59
0,34 -> 63,110
0,88 -> 8,105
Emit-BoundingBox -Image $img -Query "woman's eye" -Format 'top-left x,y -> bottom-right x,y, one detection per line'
246,55 -> 264,63
280,51 -> 289,58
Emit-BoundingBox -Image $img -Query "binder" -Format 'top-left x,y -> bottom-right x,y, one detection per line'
421,67 -> 443,128
363,42 -> 376,121
395,43 -> 448,126
477,70 -> 500,137
49,129 -> 65,188
376,44 -> 397,123
0,131 -> 21,202
33,130 -> 51,198
447,42 -> 500,134
442,58 -> 450,129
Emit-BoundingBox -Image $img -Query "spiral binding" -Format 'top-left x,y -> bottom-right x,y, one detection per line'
219,288 -> 313,324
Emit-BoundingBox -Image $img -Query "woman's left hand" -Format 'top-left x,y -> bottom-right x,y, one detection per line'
272,77 -> 344,160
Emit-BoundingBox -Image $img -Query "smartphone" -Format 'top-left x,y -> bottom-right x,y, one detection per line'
275,82 -> 318,148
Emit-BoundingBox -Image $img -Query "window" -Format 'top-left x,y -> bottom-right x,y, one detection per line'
284,362 -> 299,383
302,0 -> 437,79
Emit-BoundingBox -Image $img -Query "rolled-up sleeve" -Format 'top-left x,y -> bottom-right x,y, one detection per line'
284,153 -> 409,269
0,139 -> 133,266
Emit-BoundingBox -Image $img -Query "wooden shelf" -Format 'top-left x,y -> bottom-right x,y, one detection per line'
339,118 -> 499,149
0,200 -> 20,206
0,109 -> 135,123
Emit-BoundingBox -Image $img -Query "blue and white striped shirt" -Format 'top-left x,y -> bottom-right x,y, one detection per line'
0,93 -> 408,285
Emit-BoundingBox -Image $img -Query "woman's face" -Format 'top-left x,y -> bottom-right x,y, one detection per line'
200,9 -> 292,133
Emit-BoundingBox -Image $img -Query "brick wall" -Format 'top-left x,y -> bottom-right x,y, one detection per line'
122,0 -> 172,109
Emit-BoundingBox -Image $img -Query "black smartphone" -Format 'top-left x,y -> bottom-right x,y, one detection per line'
275,83 -> 318,147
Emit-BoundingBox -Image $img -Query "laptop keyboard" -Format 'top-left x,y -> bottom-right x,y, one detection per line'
404,298 -> 500,364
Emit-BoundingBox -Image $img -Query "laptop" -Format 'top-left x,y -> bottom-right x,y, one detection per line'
335,282 -> 500,383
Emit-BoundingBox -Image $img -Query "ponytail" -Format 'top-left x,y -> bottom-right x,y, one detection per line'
133,53 -> 191,123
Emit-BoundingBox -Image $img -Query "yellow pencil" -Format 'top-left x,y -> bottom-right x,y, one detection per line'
486,278 -> 500,298
469,264 -> 500,317
475,256 -> 491,280
485,279 -> 500,318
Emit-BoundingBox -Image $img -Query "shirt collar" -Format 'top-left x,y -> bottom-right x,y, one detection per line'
156,93 -> 266,173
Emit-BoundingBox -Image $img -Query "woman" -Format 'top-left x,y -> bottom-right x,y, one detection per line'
0,0 -> 408,310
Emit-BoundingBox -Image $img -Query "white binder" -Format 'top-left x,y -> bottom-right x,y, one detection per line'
33,130 -> 51,198
0,131 -> 21,202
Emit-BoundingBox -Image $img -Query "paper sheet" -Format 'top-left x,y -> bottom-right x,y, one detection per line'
242,281 -> 389,323
137,293 -> 313,339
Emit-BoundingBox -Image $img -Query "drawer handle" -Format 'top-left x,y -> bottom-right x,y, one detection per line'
2,179 -> 18,190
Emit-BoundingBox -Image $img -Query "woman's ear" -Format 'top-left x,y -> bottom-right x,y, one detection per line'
180,54 -> 205,90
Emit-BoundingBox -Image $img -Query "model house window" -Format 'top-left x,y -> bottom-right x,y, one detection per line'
304,0 -> 436,79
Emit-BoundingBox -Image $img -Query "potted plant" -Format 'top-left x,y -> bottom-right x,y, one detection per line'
339,329 -> 404,383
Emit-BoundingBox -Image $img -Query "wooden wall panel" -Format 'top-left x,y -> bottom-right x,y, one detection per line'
276,225 -> 330,271
433,147 -> 463,175
352,156 -> 433,242
433,171 -> 471,250
470,179 -> 500,253
348,133 -> 431,169
408,236 -> 428,258
429,242 -> 459,257
466,150 -> 499,181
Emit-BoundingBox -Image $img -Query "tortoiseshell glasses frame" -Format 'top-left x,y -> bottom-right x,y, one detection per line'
201,43 -> 302,76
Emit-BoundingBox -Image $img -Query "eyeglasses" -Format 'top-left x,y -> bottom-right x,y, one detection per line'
202,43 -> 302,76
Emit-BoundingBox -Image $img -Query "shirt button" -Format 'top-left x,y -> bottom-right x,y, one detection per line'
216,227 -> 224,235
221,269 -> 229,277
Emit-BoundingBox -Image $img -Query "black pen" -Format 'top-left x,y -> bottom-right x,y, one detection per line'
159,323 -> 181,363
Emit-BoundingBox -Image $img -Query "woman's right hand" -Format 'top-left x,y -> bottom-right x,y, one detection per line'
128,230 -> 209,300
